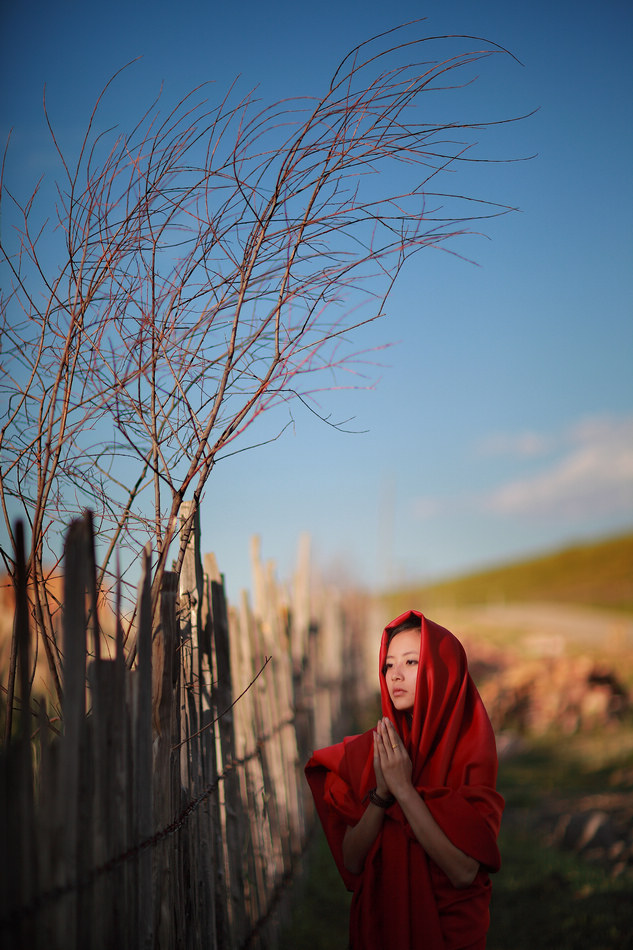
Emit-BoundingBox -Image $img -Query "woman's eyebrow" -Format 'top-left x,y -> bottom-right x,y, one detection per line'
385,650 -> 419,660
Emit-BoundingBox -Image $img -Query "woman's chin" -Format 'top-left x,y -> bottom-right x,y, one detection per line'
391,696 -> 414,712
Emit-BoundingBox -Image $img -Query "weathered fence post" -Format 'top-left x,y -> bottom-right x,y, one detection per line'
179,501 -> 219,948
0,514 -> 360,950
234,591 -> 275,936
290,534 -> 317,824
0,522 -> 36,949
207,553 -> 245,950
135,546 -> 154,949
88,590 -> 130,950
312,587 -> 344,749
57,517 -> 90,949
178,503 -> 202,946
152,570 -> 179,948
250,539 -> 304,863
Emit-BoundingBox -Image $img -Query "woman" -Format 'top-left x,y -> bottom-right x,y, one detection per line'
305,609 -> 504,950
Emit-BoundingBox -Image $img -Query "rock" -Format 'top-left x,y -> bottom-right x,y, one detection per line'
576,811 -> 617,852
552,810 -> 616,853
480,655 -> 630,735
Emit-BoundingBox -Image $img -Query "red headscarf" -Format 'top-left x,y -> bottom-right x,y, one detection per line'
305,610 -> 504,950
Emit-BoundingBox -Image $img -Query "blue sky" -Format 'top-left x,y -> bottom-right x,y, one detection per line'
1,0 -> 632,601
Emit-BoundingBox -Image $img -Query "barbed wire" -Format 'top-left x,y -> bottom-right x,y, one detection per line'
0,686 -> 298,936
172,655 -> 272,751
238,821 -> 320,950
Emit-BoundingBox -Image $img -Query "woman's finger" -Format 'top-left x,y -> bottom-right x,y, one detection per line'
373,733 -> 385,777
374,730 -> 384,761
382,718 -> 399,752
374,726 -> 388,760
376,725 -> 389,758
376,722 -> 387,753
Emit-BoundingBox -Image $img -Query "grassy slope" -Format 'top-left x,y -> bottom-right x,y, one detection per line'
381,532 -> 633,617
489,727 -> 633,950
280,534 -> 633,948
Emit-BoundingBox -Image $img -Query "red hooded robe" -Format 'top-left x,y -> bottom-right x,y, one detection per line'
305,610 -> 504,950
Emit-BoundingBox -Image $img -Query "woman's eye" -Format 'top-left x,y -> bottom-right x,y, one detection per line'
406,659 -> 418,666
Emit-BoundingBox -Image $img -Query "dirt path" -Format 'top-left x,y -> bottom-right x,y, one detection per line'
441,601 -> 633,657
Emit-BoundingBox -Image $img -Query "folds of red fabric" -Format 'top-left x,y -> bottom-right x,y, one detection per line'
304,611 -> 504,950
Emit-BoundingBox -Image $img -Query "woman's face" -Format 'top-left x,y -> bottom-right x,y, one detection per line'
383,628 -> 421,712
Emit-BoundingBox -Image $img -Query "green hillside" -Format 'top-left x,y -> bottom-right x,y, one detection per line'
383,533 -> 633,615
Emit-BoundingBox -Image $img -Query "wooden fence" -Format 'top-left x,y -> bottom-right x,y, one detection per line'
0,507 -> 371,949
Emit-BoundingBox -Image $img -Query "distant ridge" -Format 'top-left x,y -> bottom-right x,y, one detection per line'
384,533 -> 633,614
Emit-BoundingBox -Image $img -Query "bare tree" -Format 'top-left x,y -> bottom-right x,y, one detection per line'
0,25 -> 526,704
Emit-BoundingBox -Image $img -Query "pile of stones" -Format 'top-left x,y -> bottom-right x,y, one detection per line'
478,655 -> 630,736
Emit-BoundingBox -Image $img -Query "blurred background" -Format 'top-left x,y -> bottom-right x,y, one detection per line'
282,532 -> 633,949
1,0 -> 631,600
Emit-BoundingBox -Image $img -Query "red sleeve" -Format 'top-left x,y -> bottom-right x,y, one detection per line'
423,785 -> 504,872
305,761 -> 359,890
305,732 -> 374,891
324,771 -> 361,824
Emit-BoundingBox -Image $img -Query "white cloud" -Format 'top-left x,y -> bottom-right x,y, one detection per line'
484,414 -> 633,520
476,430 -> 552,459
411,414 -> 633,526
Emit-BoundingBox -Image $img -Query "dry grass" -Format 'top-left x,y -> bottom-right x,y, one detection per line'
381,532 -> 633,617
489,723 -> 633,950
